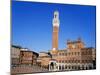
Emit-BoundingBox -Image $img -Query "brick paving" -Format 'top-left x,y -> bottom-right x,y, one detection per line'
11,65 -> 49,74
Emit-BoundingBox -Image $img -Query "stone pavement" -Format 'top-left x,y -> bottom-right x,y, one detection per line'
11,65 -> 49,74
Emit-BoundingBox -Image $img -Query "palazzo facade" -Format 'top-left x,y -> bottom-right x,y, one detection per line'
37,39 -> 95,71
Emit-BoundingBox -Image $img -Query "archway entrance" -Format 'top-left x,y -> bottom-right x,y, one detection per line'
49,60 -> 58,71
50,62 -> 55,69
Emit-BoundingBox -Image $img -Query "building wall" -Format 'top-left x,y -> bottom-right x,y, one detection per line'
92,48 -> 96,60
40,39 -> 95,71
11,47 -> 20,58
11,46 -> 21,65
20,51 -> 38,65
81,48 -> 93,64
41,57 -> 51,67
37,52 -> 51,67
56,50 -> 81,64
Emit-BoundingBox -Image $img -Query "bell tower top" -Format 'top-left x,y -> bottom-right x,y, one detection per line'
53,11 -> 60,27
54,11 -> 59,18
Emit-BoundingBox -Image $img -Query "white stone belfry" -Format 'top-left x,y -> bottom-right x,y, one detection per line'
53,11 -> 60,27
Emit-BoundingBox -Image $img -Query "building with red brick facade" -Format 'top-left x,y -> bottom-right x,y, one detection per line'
20,50 -> 38,65
37,39 -> 95,71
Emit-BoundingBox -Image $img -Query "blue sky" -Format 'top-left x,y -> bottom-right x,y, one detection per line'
12,1 -> 96,52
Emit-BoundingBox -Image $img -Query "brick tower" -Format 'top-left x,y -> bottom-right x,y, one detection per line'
52,11 -> 60,51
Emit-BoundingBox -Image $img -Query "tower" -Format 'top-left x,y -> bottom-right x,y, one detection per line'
52,11 -> 60,51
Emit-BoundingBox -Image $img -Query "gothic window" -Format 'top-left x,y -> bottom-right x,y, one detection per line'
78,52 -> 80,55
72,52 -> 73,55
62,53 -> 64,56
59,53 -> 61,56
62,60 -> 64,63
65,53 -> 67,56
70,60 -> 71,63
78,60 -> 80,63
85,60 -> 87,63
59,60 -> 61,63
69,53 -> 70,55
65,60 -> 67,63
69,60 -> 70,63
75,52 -> 76,55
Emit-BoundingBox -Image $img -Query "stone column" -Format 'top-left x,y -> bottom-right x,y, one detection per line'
61,65 -> 62,70
80,64 -> 82,70
70,65 -> 72,70
92,64 -> 93,69
64,65 -> 65,70
54,63 -> 56,71
49,63 -> 51,71
84,65 -> 86,70
67,65 -> 69,70
87,65 -> 89,70
57,64 -> 59,71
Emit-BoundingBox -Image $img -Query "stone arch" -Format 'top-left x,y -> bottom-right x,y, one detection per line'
49,60 -> 58,71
